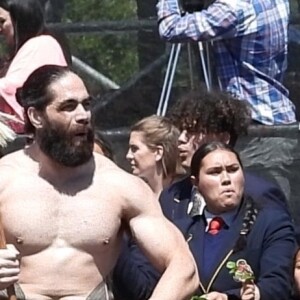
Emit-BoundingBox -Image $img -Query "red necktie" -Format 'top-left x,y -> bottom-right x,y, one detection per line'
208,217 -> 224,235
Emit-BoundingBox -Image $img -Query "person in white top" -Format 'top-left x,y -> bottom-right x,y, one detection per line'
0,0 -> 68,132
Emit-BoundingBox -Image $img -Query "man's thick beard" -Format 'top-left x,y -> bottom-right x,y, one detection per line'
37,123 -> 94,167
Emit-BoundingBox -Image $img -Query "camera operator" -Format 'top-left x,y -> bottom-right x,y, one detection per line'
157,0 -> 295,126
156,0 -> 300,224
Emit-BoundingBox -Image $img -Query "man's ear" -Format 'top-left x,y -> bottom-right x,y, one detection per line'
155,145 -> 164,162
27,107 -> 43,129
194,133 -> 204,146
220,132 -> 230,144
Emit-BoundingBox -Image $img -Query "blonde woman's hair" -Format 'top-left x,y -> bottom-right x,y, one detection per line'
131,115 -> 182,178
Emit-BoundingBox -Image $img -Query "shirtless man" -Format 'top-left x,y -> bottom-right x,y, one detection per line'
0,65 -> 198,300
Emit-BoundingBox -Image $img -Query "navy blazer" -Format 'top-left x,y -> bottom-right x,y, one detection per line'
159,171 -> 290,221
112,236 -> 160,300
179,201 -> 296,299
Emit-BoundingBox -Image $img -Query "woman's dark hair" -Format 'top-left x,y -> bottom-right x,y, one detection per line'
16,64 -> 71,134
233,196 -> 259,252
190,141 -> 243,178
0,0 -> 46,55
190,141 -> 259,252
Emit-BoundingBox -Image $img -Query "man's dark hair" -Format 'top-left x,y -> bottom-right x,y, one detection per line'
16,64 -> 71,134
169,87 -> 251,146
190,141 -> 243,178
0,0 -> 46,55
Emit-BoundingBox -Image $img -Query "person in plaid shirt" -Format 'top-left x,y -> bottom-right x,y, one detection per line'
157,0 -> 296,125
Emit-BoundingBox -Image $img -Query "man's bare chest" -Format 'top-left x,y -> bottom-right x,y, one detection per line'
0,178 -> 122,251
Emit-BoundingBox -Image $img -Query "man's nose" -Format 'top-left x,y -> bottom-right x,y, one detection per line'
75,104 -> 90,124
178,130 -> 188,143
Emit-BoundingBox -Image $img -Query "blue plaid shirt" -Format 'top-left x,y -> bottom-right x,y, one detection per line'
157,0 -> 296,125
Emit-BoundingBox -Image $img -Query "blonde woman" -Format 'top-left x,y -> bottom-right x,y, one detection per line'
113,115 -> 187,300
126,114 -> 184,197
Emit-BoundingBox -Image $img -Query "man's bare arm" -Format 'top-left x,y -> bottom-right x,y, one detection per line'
122,174 -> 199,300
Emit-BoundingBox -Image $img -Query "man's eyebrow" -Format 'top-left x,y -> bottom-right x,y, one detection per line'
56,98 -> 77,107
82,96 -> 93,102
58,96 -> 93,105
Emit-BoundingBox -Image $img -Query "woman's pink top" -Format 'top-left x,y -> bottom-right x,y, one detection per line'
0,34 -> 67,132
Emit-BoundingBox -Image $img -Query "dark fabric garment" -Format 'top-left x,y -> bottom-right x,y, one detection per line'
113,237 -> 160,300
202,229 -> 228,284
180,201 -> 296,299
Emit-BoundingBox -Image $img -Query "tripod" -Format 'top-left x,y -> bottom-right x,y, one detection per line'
156,41 -> 213,116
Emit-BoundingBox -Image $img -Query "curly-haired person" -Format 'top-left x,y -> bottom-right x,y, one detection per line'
169,88 -> 251,169
159,88 -> 290,220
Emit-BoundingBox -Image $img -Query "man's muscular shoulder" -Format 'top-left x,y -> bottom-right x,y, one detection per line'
94,154 -> 148,192
0,150 -> 31,194
0,149 -> 29,173
94,154 -> 158,214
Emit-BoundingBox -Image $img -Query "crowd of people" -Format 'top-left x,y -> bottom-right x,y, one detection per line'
0,0 -> 298,299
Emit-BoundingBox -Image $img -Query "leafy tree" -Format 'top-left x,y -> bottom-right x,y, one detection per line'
64,0 -> 136,21
63,0 -> 138,85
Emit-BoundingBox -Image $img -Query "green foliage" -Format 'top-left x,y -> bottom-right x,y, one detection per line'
69,33 -> 138,84
63,0 -> 139,87
226,261 -> 236,269
64,0 -> 136,21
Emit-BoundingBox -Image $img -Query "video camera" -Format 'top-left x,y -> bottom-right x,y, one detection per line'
180,0 -> 211,13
